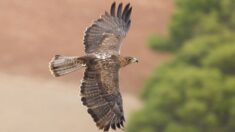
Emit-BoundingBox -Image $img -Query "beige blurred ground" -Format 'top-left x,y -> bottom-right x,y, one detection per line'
0,72 -> 141,132
0,0 -> 173,131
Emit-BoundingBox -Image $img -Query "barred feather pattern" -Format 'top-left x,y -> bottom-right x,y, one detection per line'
80,56 -> 125,132
49,55 -> 85,77
83,2 -> 132,55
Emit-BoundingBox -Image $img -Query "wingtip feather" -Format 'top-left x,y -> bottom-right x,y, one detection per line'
110,2 -> 116,16
125,7 -> 132,22
117,3 -> 123,18
122,3 -> 130,19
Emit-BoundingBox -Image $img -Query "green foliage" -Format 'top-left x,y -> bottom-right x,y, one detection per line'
202,44 -> 235,74
128,0 -> 235,132
150,0 -> 235,51
128,66 -> 235,132
176,32 -> 235,66
148,34 -> 173,52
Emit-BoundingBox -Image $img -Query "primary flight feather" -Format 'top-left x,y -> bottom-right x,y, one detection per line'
49,2 -> 138,132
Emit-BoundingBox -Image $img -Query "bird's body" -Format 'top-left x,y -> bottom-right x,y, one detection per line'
49,2 -> 137,132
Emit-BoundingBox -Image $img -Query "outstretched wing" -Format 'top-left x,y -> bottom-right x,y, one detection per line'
83,2 -> 132,55
80,57 -> 125,131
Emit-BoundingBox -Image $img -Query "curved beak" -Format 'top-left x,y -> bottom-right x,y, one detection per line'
132,58 -> 139,63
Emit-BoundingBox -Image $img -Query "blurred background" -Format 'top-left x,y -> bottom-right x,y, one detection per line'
1,0 -> 234,132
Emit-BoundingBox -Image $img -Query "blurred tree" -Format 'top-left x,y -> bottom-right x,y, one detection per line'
128,0 -> 235,132
150,0 -> 235,52
128,65 -> 235,132
148,34 -> 172,52
176,32 -> 235,66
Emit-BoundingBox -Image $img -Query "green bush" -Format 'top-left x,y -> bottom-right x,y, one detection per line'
150,0 -> 235,51
148,34 -> 173,52
128,0 -> 235,132
128,66 -> 235,132
176,32 -> 235,65
203,44 -> 235,74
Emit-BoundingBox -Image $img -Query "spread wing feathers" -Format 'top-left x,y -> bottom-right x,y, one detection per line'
84,2 -> 132,54
80,61 -> 125,131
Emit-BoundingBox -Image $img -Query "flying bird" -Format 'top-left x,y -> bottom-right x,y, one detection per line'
49,2 -> 138,132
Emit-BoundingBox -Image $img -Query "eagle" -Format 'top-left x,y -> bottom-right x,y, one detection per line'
49,2 -> 138,132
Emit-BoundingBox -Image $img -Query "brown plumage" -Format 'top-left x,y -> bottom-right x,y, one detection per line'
49,2 -> 138,132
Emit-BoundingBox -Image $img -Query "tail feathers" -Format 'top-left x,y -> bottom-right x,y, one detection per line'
49,55 -> 85,77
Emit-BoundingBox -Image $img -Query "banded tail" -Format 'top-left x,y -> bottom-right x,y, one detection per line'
49,55 -> 85,77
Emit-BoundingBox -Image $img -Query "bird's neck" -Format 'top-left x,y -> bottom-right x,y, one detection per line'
119,56 -> 129,67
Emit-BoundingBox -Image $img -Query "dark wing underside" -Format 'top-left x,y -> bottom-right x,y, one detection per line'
80,58 -> 125,131
83,2 -> 132,55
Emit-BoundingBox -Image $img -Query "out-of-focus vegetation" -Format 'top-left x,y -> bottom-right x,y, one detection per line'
128,0 -> 235,132
149,0 -> 235,52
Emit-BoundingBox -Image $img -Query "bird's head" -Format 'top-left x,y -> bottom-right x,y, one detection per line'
121,57 -> 138,67
126,57 -> 138,64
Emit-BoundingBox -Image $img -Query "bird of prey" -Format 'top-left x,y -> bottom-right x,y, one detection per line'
49,2 -> 138,132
